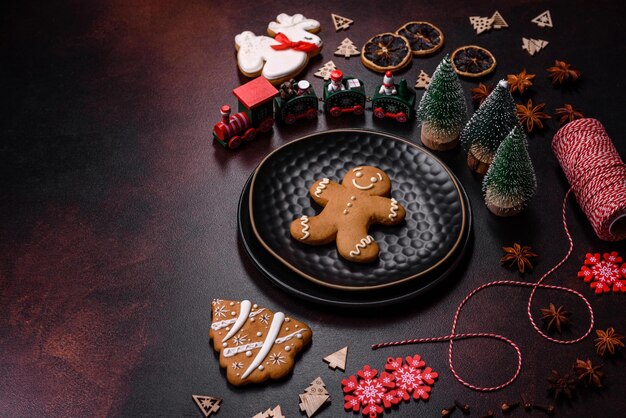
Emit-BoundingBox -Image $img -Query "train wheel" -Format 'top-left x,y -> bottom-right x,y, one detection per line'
396,112 -> 408,123
259,117 -> 274,132
284,114 -> 297,124
373,107 -> 385,119
244,128 -> 256,142
228,135 -> 242,149
353,105 -> 364,115
306,108 -> 317,119
329,107 -> 342,117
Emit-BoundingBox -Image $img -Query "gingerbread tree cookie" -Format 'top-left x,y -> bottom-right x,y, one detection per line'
290,166 -> 406,263
209,299 -> 312,386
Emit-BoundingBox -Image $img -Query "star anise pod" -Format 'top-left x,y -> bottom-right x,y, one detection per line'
554,104 -> 584,125
507,70 -> 535,94
547,370 -> 577,400
540,303 -> 571,333
573,359 -> 604,388
517,99 -> 551,132
547,60 -> 581,85
595,327 -> 625,356
471,82 -> 492,105
501,243 -> 538,273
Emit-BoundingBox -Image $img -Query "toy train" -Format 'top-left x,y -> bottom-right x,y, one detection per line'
212,70 -> 417,150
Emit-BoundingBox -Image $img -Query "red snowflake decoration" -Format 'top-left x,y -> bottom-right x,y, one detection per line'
385,355 -> 438,402
578,251 -> 626,294
342,365 -> 399,418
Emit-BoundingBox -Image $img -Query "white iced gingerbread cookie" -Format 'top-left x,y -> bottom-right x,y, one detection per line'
234,13 -> 322,85
209,298 -> 312,386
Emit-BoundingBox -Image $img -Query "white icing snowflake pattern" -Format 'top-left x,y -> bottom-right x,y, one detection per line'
269,352 -> 286,365
213,305 -> 227,317
212,298 -> 223,305
232,334 -> 249,346
232,362 -> 243,369
259,313 -> 271,325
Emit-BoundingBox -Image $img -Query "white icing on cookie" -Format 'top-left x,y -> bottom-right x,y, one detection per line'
222,329 -> 308,358
349,235 -> 375,257
221,300 -> 251,342
234,14 -> 322,82
211,308 -> 266,331
389,198 -> 399,221
299,215 -> 310,240
314,178 -> 330,197
241,312 -> 285,379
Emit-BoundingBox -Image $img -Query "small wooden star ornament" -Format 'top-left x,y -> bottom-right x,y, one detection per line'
540,303 -> 571,332
501,243 -> 537,273
595,327 -> 625,356
517,99 -> 551,132
507,70 -> 535,94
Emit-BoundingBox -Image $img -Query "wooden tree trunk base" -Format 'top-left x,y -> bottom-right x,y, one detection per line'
420,123 -> 459,151
467,148 -> 491,175
486,201 -> 523,217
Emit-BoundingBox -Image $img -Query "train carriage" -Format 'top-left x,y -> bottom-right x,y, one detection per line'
372,79 -> 416,123
274,85 -> 318,124
213,77 -> 278,150
323,77 -> 366,117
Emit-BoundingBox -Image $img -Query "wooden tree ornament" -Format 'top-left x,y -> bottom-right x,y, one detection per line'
314,61 -> 337,80
491,11 -> 508,28
522,38 -> 548,56
469,16 -> 493,35
323,346 -> 348,371
299,377 -> 331,417
252,405 -> 285,418
414,70 -> 432,89
334,38 -> 360,58
192,395 -> 221,417
331,14 -> 353,31
531,10 -> 553,28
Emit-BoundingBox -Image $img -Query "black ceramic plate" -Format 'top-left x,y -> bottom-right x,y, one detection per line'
249,129 -> 467,290
238,173 -> 472,307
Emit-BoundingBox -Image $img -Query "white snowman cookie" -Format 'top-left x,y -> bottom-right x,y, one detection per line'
234,13 -> 323,85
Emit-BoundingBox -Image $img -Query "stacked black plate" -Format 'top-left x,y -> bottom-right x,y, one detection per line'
238,129 -> 472,307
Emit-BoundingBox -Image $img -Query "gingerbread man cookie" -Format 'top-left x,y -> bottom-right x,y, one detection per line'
290,166 -> 406,263
235,13 -> 323,85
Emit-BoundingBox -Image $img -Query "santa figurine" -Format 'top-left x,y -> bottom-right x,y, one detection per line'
328,69 -> 345,92
378,71 -> 397,95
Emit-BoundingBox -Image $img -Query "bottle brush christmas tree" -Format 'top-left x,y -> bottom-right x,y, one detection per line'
482,125 -> 537,217
417,55 -> 468,151
461,79 -> 519,174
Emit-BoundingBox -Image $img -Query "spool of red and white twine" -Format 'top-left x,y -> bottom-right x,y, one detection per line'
372,118 -> 626,391
553,118 -> 626,241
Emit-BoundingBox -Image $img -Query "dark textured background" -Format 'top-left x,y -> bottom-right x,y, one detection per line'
1,0 -> 625,417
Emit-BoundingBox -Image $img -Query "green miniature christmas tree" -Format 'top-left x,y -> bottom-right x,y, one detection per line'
461,79 -> 519,174
482,126 -> 537,217
417,55 -> 468,151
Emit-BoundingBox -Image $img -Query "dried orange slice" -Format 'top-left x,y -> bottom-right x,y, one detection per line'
396,21 -> 444,56
450,45 -> 496,78
361,32 -> 412,73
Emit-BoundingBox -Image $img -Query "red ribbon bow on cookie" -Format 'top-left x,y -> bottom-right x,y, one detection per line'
270,33 -> 319,53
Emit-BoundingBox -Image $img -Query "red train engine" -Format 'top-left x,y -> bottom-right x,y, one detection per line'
213,77 -> 278,150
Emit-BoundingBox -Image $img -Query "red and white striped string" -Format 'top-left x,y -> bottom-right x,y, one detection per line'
372,119 -> 626,391
553,118 -> 626,241
372,190 -> 595,391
